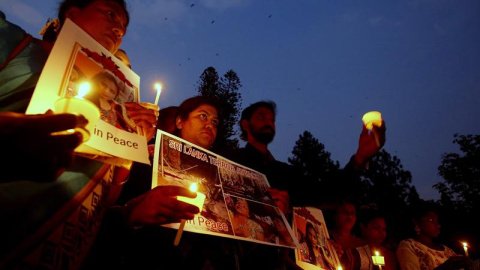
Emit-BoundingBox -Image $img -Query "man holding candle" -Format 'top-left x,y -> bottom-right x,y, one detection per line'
226,100 -> 386,269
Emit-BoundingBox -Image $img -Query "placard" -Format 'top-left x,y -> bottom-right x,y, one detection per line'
26,19 -> 149,165
293,207 -> 341,270
152,130 -> 300,248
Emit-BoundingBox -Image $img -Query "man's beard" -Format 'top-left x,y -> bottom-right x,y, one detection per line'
251,126 -> 275,144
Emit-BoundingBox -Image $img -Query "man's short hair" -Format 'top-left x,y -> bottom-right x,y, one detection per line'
239,100 -> 276,141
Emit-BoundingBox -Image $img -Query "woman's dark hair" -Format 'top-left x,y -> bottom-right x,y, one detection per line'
409,201 -> 440,221
58,0 -> 130,26
156,106 -> 179,133
173,95 -> 221,136
358,204 -> 385,226
305,222 -> 317,242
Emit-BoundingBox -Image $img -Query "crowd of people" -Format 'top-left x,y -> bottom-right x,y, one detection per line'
0,0 -> 476,269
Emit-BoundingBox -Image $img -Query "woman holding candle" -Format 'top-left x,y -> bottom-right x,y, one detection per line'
0,1 -> 166,268
93,95 -> 228,269
396,202 -> 469,270
358,206 -> 398,270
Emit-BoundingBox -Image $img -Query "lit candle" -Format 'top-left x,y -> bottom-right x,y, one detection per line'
54,82 -> 100,141
362,111 -> 382,147
362,111 -> 382,130
372,250 -> 385,269
154,83 -> 162,106
174,183 -> 206,246
463,242 -> 469,257
337,266 -> 343,270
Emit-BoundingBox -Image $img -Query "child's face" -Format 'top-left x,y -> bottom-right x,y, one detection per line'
361,217 -> 387,246
98,77 -> 118,101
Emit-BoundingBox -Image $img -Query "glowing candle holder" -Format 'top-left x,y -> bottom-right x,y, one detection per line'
154,83 -> 162,106
362,111 -> 382,130
54,82 -> 100,142
174,183 -> 206,246
463,242 -> 469,257
372,250 -> 385,269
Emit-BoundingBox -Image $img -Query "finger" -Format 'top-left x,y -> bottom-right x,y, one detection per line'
48,131 -> 83,151
130,113 -> 157,125
154,199 -> 198,220
152,185 -> 197,198
26,114 -> 83,133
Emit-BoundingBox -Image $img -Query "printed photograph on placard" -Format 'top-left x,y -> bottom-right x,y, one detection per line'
293,207 -> 340,270
64,47 -> 139,134
157,134 -> 233,235
219,164 -> 274,205
226,195 -> 296,246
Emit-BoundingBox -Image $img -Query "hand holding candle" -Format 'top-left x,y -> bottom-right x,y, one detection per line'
53,82 -> 100,141
362,111 -> 383,148
174,183 -> 206,246
372,250 -> 385,269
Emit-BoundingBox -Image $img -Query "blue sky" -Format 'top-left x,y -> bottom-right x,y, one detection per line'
2,0 -> 479,200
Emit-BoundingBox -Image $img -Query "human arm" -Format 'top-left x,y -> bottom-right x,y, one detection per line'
433,256 -> 469,270
122,185 -> 200,227
0,111 -> 85,182
351,120 -> 386,170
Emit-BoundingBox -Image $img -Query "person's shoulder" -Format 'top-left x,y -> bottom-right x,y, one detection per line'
397,238 -> 416,249
0,11 -> 29,59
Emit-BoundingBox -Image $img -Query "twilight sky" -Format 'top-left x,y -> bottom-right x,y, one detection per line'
2,0 -> 479,200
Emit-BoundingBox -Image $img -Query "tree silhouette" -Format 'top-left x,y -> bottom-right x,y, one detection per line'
435,133 -> 480,213
360,149 -> 417,207
434,134 -> 480,253
288,130 -> 340,182
196,67 -> 242,152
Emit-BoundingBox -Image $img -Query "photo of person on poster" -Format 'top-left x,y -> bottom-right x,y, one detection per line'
84,70 -> 136,133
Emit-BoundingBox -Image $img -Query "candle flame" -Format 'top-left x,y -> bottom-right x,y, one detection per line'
337,266 -> 343,270
154,83 -> 162,93
189,183 -> 198,192
463,242 -> 468,249
76,82 -> 91,99
375,251 -> 380,256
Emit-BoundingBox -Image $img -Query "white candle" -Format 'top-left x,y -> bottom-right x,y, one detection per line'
177,183 -> 206,211
362,111 -> 382,147
154,83 -> 162,106
54,82 -> 100,142
372,250 -> 385,266
174,183 -> 206,246
463,242 -> 469,257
